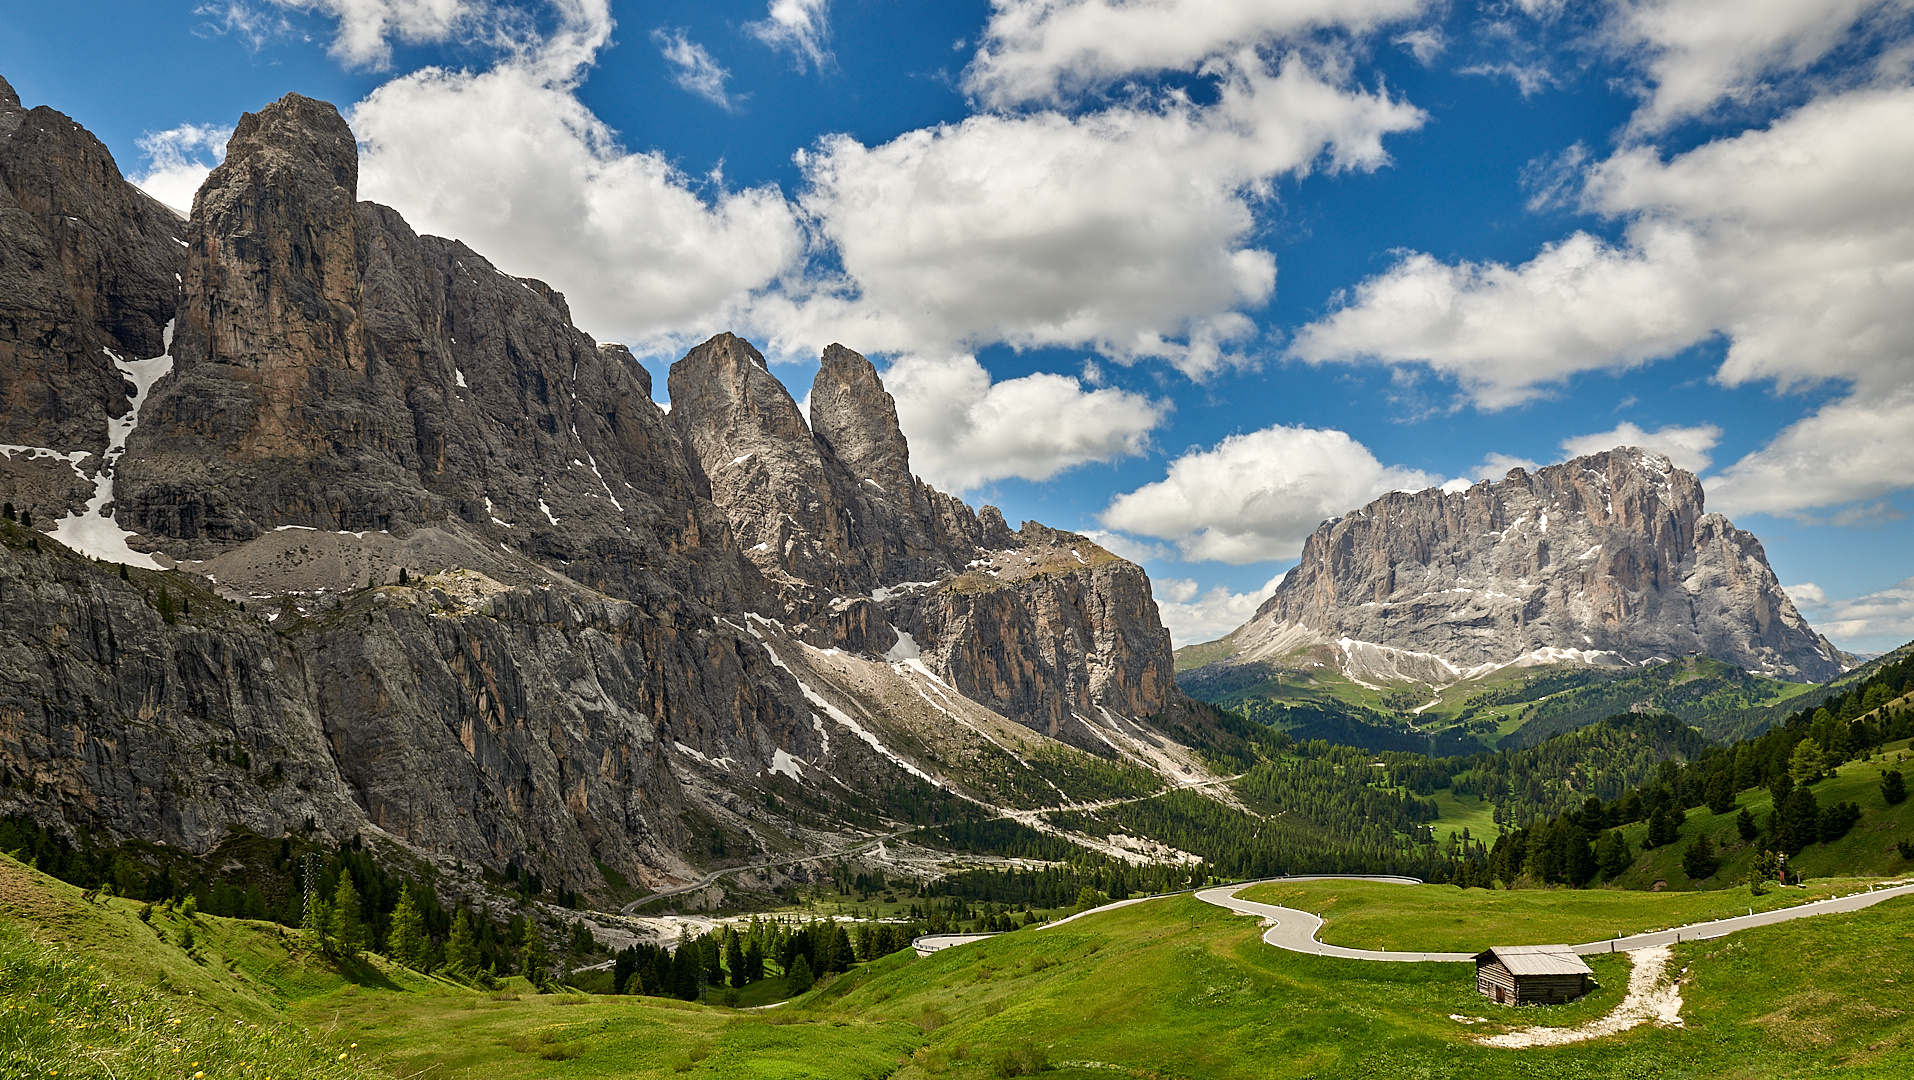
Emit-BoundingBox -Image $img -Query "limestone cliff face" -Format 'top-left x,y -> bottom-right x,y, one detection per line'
894,525 -> 1177,742
0,81 -> 1198,892
1221,449 -> 1843,683
0,74 -> 184,519
117,94 -> 753,612
665,334 -> 1176,745
0,535 -> 820,891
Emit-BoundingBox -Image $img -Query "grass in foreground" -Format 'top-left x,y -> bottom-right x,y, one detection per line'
12,848 -> 1914,1078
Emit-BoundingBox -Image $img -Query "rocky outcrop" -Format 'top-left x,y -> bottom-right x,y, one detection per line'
0,74 -> 184,519
0,530 -> 826,892
116,94 -> 753,612
0,81 -> 1203,893
1214,449 -> 1843,683
896,525 -> 1177,742
665,334 -> 1177,747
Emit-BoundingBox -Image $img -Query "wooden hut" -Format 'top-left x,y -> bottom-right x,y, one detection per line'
1472,946 -> 1592,1005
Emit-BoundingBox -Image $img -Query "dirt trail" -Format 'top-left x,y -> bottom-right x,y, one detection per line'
1477,946 -> 1684,1048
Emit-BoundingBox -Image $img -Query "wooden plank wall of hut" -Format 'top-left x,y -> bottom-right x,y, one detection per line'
1514,973 -> 1588,1005
1476,960 -> 1516,1004
1474,962 -> 1588,1005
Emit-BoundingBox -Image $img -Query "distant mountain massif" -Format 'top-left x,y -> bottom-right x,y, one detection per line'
1177,450 -> 1849,750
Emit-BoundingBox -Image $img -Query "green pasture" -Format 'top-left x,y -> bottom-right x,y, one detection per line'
11,845 -> 1914,1078
1239,877 -> 1847,953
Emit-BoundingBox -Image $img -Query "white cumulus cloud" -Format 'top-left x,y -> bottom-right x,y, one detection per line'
1291,83 -> 1914,518
1707,387 -> 1914,519
749,0 -> 833,71
131,123 -> 233,214
1289,230 -> 1714,408
757,54 -> 1423,378
1785,576 -> 1914,652
1152,572 -> 1288,647
652,29 -> 736,110
351,2 -> 805,347
883,354 -> 1166,491
1607,0 -> 1913,134
965,0 -> 1429,106
265,0 -> 498,69
1100,425 -> 1437,564
1559,421 -> 1721,472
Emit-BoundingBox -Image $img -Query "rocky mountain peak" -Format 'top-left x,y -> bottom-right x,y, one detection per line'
219,92 -> 358,207
0,74 -> 18,110
669,332 -> 814,455
1214,447 -> 1843,684
667,332 -> 856,592
810,343 -> 916,505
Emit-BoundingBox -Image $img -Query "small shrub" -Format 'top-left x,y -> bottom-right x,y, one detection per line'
990,1041 -> 1050,1077
915,1008 -> 949,1032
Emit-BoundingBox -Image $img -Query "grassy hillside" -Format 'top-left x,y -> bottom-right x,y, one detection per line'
801,885 -> 1914,1078
12,844 -> 1914,1077
1605,739 -> 1914,891
1240,876 -> 1850,952
1179,651 -> 1836,754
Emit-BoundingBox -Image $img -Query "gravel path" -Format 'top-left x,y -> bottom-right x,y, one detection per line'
1475,946 -> 1685,1048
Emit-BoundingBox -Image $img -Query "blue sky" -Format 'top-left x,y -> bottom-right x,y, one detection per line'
5,0 -> 1912,653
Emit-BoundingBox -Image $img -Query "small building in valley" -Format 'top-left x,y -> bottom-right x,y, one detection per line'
1472,945 -> 1592,1005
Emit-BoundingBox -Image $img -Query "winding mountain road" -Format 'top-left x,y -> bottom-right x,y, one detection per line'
1194,876 -> 1914,961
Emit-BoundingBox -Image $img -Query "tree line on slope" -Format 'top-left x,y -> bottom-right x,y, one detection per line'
1472,649 -> 1914,889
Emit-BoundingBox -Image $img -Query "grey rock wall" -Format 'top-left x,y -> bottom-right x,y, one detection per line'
1231,449 -> 1842,682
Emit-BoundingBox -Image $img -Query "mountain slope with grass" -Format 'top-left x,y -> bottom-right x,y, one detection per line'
12,844 -> 1914,1080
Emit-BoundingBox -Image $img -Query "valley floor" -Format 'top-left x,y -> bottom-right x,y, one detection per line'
8,853 -> 1914,1078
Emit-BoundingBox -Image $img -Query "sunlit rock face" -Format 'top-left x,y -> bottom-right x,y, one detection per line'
1219,449 -> 1843,685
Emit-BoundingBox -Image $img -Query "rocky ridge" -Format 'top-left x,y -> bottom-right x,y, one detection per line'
1199,449 -> 1843,688
0,83 -> 1209,897
0,74 -> 184,522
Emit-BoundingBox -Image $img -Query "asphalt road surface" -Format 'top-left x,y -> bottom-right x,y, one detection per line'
1194,877 -> 1914,962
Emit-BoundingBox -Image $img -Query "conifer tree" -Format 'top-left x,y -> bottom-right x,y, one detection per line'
1681,833 -> 1721,880
725,929 -> 746,988
1884,769 -> 1907,806
387,884 -> 429,971
786,953 -> 814,995
1736,807 -> 1758,841
445,909 -> 481,979
1789,738 -> 1828,784
1595,829 -> 1632,880
519,922 -> 552,990
303,885 -> 335,952
331,873 -> 367,955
